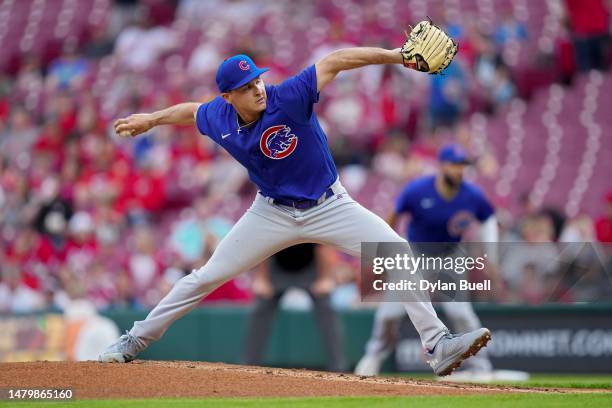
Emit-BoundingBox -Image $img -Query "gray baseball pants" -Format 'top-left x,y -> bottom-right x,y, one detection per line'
364,301 -> 492,371
130,179 -> 448,351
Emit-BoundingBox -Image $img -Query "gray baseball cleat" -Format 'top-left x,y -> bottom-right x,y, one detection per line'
426,328 -> 492,376
98,331 -> 147,363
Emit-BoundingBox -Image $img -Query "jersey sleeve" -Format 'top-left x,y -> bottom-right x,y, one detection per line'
195,98 -> 222,143
472,186 -> 495,221
275,65 -> 320,123
395,182 -> 418,214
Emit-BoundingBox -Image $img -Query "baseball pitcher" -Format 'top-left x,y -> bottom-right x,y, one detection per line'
99,21 -> 491,376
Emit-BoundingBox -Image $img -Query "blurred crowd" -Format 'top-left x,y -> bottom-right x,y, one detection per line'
0,0 -> 611,313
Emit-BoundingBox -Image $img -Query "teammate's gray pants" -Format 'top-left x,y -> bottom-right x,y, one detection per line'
364,301 -> 492,371
130,180 -> 448,351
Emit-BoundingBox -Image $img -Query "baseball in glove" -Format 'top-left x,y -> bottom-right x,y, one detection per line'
400,19 -> 458,74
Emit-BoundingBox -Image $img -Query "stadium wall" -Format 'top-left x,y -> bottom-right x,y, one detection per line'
1,306 -> 611,372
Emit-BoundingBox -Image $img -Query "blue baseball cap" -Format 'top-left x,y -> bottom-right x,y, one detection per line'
215,54 -> 269,93
438,143 -> 472,164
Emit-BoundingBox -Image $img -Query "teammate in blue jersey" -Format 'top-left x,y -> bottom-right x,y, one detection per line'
99,50 -> 491,376
394,146 -> 494,244
355,144 -> 525,382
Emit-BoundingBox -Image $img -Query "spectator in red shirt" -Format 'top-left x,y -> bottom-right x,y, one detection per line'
595,193 -> 612,243
34,122 -> 66,170
65,212 -> 99,275
0,88 -> 9,123
5,228 -> 56,291
120,159 -> 167,219
564,0 -> 611,71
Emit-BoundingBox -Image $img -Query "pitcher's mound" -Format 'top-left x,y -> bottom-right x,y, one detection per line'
2,360 -> 544,399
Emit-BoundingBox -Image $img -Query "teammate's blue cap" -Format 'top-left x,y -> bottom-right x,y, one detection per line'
438,144 -> 471,164
216,54 -> 269,93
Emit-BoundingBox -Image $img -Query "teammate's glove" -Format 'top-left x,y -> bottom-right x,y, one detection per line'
400,19 -> 458,75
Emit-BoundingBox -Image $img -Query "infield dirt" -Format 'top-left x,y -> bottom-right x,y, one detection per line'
0,361 -> 594,399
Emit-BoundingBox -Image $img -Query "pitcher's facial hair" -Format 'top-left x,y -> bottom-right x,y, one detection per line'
443,174 -> 460,189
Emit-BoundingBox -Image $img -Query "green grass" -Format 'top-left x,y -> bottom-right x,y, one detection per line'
394,373 -> 612,389
2,394 -> 612,408
510,374 -> 612,389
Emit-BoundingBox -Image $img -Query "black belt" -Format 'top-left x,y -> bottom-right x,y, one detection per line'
267,188 -> 336,209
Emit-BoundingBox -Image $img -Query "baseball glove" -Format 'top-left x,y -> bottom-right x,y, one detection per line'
400,19 -> 458,75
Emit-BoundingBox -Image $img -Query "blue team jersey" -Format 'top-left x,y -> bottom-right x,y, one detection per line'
195,65 -> 337,201
395,175 -> 494,243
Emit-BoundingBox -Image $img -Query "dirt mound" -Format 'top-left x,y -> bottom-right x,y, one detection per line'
0,360 -> 562,399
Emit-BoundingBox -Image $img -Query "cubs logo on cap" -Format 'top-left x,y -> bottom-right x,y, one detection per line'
216,54 -> 269,93
260,125 -> 298,159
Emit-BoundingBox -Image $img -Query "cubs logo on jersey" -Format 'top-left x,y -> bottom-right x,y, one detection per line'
260,125 -> 298,159
447,210 -> 476,237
